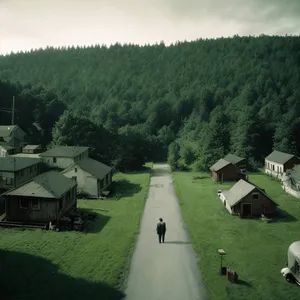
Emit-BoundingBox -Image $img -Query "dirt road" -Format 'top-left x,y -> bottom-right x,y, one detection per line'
124,163 -> 208,300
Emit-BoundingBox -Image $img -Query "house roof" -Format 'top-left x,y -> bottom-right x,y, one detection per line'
223,153 -> 245,165
210,159 -> 231,172
23,145 -> 41,150
0,157 -> 40,171
62,158 -> 112,179
222,179 -> 277,207
0,125 -> 17,138
3,171 -> 76,198
40,146 -> 89,158
0,142 -> 14,150
265,150 -> 296,165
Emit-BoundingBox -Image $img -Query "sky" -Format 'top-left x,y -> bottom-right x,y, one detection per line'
0,0 -> 299,55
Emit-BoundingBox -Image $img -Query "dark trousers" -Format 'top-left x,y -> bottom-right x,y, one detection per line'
158,233 -> 165,243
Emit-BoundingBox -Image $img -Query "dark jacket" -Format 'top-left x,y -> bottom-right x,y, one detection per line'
156,222 -> 166,235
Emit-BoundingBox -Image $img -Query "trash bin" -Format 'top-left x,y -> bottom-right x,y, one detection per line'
227,268 -> 238,283
220,267 -> 227,276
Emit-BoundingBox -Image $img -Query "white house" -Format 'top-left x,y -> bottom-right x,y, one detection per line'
40,146 -> 89,169
0,143 -> 14,157
61,158 -> 113,198
264,150 -> 300,179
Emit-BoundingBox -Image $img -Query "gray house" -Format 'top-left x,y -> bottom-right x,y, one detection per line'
61,158 -> 113,198
0,125 -> 28,148
0,157 -> 41,191
40,146 -> 89,169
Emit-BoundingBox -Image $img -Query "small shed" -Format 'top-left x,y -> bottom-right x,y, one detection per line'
3,171 -> 77,224
210,159 -> 246,182
219,179 -> 277,217
22,145 -> 42,154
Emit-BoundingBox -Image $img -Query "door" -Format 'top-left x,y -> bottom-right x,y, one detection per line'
242,204 -> 252,217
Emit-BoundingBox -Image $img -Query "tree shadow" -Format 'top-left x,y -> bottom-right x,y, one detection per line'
164,241 -> 192,245
236,279 -> 253,288
125,165 -> 152,174
110,179 -> 142,199
76,208 -> 111,233
151,168 -> 169,177
0,250 -> 125,300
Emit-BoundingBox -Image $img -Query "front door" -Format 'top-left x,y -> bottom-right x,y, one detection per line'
242,204 -> 252,217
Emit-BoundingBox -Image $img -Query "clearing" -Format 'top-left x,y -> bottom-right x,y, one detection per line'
0,164 -> 152,300
173,172 -> 300,300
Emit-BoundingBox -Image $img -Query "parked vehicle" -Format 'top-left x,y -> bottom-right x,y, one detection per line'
281,241 -> 300,285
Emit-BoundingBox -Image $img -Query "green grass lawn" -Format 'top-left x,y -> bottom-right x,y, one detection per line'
173,172 -> 300,300
0,163 -> 152,300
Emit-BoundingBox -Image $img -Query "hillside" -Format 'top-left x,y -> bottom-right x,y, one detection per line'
0,35 -> 300,170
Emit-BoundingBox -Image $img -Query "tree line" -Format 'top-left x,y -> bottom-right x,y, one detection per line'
0,35 -> 300,171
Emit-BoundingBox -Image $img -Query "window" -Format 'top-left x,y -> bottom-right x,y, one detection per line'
75,168 -> 77,173
59,198 -> 63,210
53,157 -> 57,163
252,193 -> 259,200
5,177 -> 13,185
72,176 -> 77,182
32,199 -> 40,210
272,164 -> 274,170
20,198 -> 29,209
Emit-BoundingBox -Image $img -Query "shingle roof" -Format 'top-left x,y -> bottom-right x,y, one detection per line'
0,142 -> 14,150
23,145 -> 41,150
62,158 -> 112,179
0,157 -> 40,171
0,125 -> 16,138
210,159 -> 231,172
265,150 -> 296,164
40,146 -> 89,158
3,171 -> 76,198
223,153 -> 245,165
222,179 -> 276,207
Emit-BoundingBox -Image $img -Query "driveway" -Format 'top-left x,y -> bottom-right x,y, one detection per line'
124,163 -> 208,300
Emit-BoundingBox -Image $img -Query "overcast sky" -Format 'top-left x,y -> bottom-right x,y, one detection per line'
0,0 -> 299,55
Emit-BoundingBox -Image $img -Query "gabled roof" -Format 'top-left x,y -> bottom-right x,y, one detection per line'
0,142 -> 14,150
0,157 -> 40,171
223,179 -> 277,207
23,145 -> 41,150
210,158 -> 231,172
0,125 -> 17,138
223,153 -> 245,165
3,171 -> 76,198
40,146 -> 89,158
62,158 -> 112,179
265,150 -> 297,165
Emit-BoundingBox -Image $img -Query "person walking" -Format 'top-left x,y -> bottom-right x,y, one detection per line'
156,218 -> 166,243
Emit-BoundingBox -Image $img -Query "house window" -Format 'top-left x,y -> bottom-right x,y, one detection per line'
53,157 -> 57,163
5,177 -> 13,185
75,168 -> 77,173
252,193 -> 259,200
72,176 -> 77,182
272,165 -> 274,171
20,198 -> 29,209
32,199 -> 40,210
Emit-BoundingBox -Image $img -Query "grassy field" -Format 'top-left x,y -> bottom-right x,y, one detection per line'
173,172 -> 300,300
0,163 -> 152,300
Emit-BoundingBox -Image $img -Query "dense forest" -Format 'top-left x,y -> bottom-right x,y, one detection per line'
0,35 -> 300,171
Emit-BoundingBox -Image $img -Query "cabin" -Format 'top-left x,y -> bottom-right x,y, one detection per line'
265,150 -> 300,178
61,158 -> 113,198
0,143 -> 14,157
219,179 -> 277,217
0,157 -> 40,191
22,144 -> 42,154
40,146 -> 89,169
210,158 -> 247,182
0,125 -> 28,148
223,153 -> 247,171
2,171 -> 77,224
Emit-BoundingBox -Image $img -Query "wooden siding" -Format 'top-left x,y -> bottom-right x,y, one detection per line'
211,164 -> 245,182
5,186 -> 77,223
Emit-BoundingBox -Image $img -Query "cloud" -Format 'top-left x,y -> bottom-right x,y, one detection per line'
0,0 -> 299,55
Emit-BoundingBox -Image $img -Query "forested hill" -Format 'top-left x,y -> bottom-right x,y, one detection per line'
0,35 -> 300,171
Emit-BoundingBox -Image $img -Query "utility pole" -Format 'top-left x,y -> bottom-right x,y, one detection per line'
12,96 -> 15,126
12,96 -> 16,188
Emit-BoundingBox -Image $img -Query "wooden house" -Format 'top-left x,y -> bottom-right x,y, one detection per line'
22,145 -> 42,154
219,179 -> 277,217
0,125 -> 28,148
2,171 -> 77,224
0,142 -> 14,157
0,157 -> 40,191
210,158 -> 246,182
61,158 -> 113,198
223,153 -> 247,171
265,150 -> 300,178
40,146 -> 89,169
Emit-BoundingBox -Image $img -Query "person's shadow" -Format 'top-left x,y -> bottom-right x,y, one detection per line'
163,241 -> 192,245
0,249 -> 125,300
